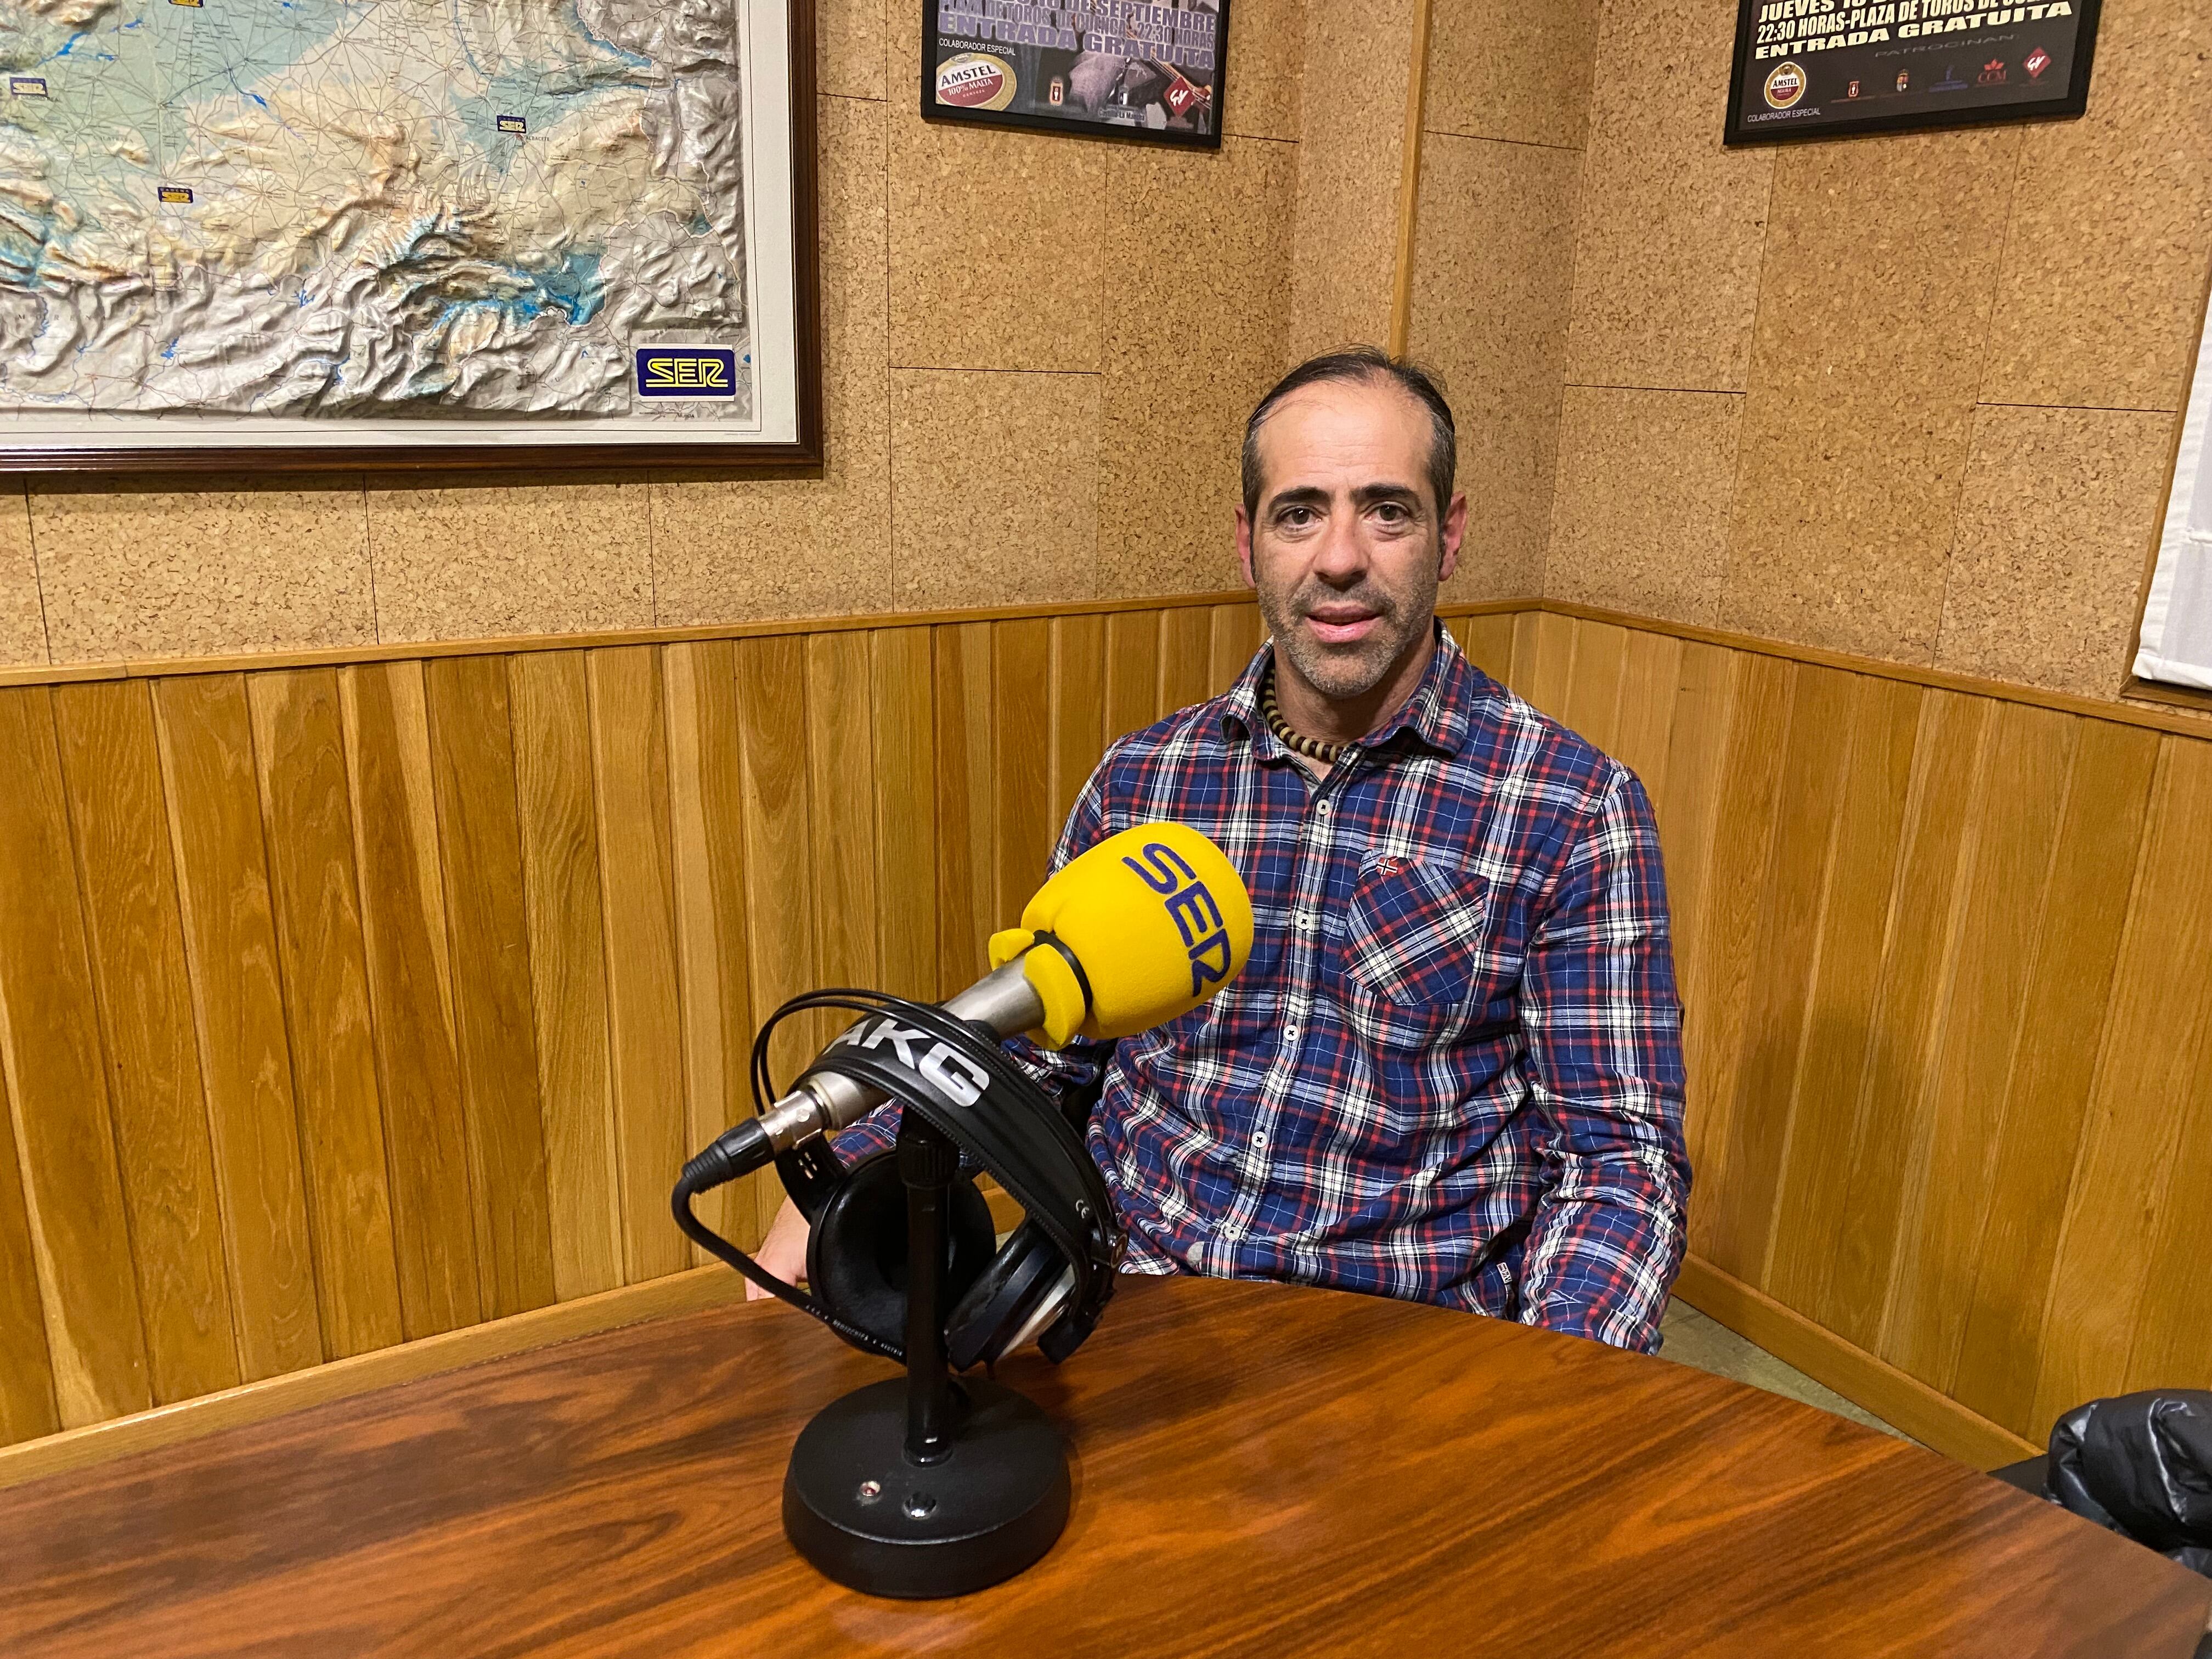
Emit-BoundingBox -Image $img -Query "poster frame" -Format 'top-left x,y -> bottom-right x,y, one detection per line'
920,0 -> 1231,152
1722,0 -> 2102,148
0,1 -> 824,476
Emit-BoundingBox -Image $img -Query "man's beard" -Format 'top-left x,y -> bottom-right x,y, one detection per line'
1256,562 -> 1440,704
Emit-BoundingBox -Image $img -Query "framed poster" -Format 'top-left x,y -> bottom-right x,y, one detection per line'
923,1 -> 1227,149
1725,0 -> 2101,146
0,0 -> 822,472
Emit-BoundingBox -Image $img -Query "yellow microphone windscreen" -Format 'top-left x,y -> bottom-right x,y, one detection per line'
989,823 -> 1253,1045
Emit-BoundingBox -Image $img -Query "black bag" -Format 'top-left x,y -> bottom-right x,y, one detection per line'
2045,1390 -> 2212,1578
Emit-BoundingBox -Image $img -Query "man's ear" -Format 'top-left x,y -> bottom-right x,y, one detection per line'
1235,505 -> 1257,590
1437,489 -> 1468,585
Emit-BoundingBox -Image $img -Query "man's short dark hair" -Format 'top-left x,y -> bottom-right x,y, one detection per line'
1240,347 -> 1458,522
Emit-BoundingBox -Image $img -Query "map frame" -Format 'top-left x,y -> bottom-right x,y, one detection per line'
0,0 -> 823,473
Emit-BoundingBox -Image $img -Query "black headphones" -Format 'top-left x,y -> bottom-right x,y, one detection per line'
698,990 -> 1123,1371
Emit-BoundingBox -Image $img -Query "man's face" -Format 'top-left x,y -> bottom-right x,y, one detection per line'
1236,378 -> 1466,703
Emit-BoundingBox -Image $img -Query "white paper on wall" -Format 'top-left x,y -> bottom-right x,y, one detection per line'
2136,292 -> 2212,691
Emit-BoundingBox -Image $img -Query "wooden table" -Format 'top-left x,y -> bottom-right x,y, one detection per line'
3,1276 -> 2205,1657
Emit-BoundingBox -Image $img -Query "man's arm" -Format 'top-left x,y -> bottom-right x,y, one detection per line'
1512,768 -> 1690,1354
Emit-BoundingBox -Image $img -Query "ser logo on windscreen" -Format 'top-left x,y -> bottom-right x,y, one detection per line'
635,346 -> 737,399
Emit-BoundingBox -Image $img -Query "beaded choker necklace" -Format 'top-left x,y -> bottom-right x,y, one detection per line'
1260,663 -> 1351,766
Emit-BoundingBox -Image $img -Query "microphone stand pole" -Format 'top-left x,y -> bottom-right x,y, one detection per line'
899,1110 -> 959,1465
780,1106 -> 1072,1599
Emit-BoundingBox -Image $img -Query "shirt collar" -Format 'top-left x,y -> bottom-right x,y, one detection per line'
1219,620 -> 1475,761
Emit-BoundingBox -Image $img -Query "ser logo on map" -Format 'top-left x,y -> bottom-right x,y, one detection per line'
635,346 -> 737,399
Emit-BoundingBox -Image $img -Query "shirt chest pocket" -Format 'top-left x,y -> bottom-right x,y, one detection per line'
1332,855 -> 1503,1048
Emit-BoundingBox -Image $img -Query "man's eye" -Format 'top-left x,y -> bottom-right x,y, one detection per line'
1374,502 -> 1410,524
1279,506 -> 1316,528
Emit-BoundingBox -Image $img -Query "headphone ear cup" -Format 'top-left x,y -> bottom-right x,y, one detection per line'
945,1220 -> 1074,1372
806,1152 -> 998,1353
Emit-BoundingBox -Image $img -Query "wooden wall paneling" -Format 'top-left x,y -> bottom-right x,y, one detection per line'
1157,606 -> 1213,722
583,648 -> 690,1286
1880,704 -> 2074,1390
1817,692 -> 1990,1352
247,670 -> 404,1359
1510,611 -> 1576,720
148,676 -> 320,1384
2028,736 -> 2212,1431
422,657 -> 556,1322
1048,614 -> 1106,833
1205,602 -> 1262,695
1103,610 -> 1160,748
870,630 -> 939,1003
506,653 -> 622,1303
992,620 -> 1054,927
806,630 -> 882,1108
0,687 -> 150,1425
2121,981 -> 2212,1394
1762,676 -> 1922,1315
1449,613 -> 1516,683
1609,631 -> 1685,804
1676,653 -> 1794,1249
1700,665 -> 1855,1284
338,663 -> 481,1336
50,681 -> 238,1404
1950,721 -> 2162,1434
662,641 -> 759,1253
1559,620 -> 1628,755
734,636 -> 817,1242
1652,645 -> 1741,980
0,1076 -> 58,1444
935,623 -> 995,996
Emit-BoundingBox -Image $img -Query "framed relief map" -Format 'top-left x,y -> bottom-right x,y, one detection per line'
0,0 -> 821,470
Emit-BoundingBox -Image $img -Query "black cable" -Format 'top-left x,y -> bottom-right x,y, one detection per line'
670,1169 -> 902,1361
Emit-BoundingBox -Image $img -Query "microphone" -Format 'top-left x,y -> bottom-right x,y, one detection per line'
681,822 -> 1252,1190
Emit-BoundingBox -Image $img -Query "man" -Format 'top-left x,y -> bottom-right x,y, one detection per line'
757,348 -> 1690,1352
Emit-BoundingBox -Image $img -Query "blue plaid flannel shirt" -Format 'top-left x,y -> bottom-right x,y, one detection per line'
842,626 -> 1690,1352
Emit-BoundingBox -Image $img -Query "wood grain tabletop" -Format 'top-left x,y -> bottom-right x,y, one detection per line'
2,1275 -> 2205,1657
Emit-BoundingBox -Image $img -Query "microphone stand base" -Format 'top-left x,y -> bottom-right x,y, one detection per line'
783,1376 -> 1070,1599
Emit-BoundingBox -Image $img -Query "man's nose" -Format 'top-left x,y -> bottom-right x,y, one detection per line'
1311,502 -> 1369,585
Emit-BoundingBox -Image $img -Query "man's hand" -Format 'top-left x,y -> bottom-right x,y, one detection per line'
747,1197 -> 810,1301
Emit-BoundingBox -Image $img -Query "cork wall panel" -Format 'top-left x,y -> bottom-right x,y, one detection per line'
1287,0 -> 1414,354
1560,0 -> 1771,394
1978,0 -> 2212,413
30,478 -> 375,665
889,369 -> 1102,610
1220,0 -> 1303,142
1547,387 -> 1740,624
1937,406 -> 2176,698
367,477 -> 654,643
815,0 -> 886,100
1408,131 -> 1581,601
888,111 -> 1106,373
0,5 -> 1331,669
1424,0 -> 1599,149
0,488 -> 44,667
1098,137 -> 1298,599
654,97 -> 894,627
1719,130 -> 2021,664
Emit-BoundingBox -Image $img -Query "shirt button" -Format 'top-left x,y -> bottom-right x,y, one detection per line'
1314,800 -> 1331,818
1296,910 -> 1313,930
1252,1132 -> 1268,1149
1283,1023 -> 1299,1042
